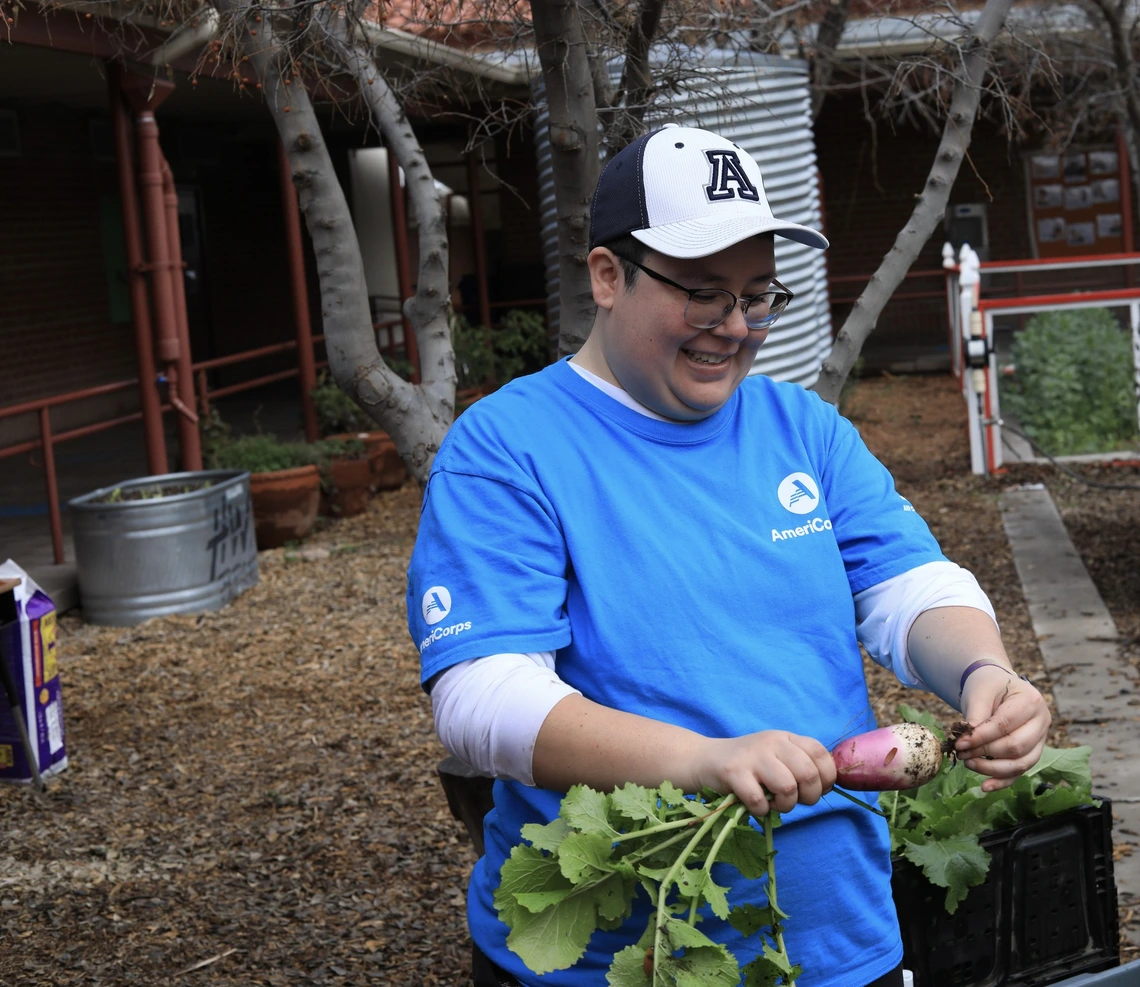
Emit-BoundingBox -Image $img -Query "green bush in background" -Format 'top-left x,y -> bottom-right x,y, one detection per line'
451,308 -> 549,390
1003,307 -> 1138,455
310,370 -> 375,436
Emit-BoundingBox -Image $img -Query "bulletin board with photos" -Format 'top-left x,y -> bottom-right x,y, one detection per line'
1026,147 -> 1127,257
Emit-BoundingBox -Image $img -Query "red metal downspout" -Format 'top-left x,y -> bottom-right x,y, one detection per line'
108,64 -> 168,477
159,154 -> 202,468
120,70 -> 202,471
1118,130 -> 1135,261
278,139 -> 320,442
387,147 -> 421,384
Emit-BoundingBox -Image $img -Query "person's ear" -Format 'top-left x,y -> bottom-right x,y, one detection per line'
587,247 -> 622,311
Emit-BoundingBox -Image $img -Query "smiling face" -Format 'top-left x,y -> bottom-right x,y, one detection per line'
577,234 -> 778,421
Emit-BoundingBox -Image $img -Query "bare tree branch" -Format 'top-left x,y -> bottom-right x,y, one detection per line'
813,0 -> 1015,405
810,0 -> 851,120
318,13 -> 457,474
1084,0 -> 1140,206
613,0 -> 665,142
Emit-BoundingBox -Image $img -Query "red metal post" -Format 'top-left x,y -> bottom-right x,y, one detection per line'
1119,130 -> 1135,254
278,139 -> 320,441
108,64 -> 167,476
39,408 -> 64,565
466,148 -> 493,330
387,147 -> 421,383
119,68 -> 200,471
134,110 -> 200,471
160,154 -> 202,470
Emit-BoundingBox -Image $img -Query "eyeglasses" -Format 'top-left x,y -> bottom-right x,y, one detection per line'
615,255 -> 794,331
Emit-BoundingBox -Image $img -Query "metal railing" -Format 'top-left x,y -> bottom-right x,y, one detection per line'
2,305 -> 547,566
0,337 -> 332,566
945,251 -> 1140,378
828,268 -> 948,306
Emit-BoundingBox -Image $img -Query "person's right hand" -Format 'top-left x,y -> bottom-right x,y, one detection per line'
686,731 -> 836,817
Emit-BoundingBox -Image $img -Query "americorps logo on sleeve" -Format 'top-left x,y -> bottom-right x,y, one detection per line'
418,585 -> 472,653
422,586 -> 452,625
777,472 -> 819,515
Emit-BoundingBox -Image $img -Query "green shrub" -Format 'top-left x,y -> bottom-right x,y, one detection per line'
451,313 -> 496,390
451,308 -> 550,390
494,309 -> 550,383
206,433 -> 319,474
312,437 -> 367,462
310,371 -> 375,436
1003,308 -> 1139,455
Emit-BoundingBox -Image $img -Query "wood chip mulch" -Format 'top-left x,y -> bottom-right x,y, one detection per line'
2,372 -> 1137,984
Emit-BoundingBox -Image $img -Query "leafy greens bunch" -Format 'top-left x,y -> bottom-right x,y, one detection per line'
882,706 -> 1099,914
495,782 -> 800,987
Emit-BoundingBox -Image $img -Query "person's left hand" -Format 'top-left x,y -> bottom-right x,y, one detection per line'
956,666 -> 1051,792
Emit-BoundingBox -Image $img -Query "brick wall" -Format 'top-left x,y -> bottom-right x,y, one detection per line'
0,103 -> 139,444
0,106 -> 315,449
816,93 -> 1032,370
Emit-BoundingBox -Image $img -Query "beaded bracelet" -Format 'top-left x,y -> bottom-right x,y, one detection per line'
957,659 -> 1015,702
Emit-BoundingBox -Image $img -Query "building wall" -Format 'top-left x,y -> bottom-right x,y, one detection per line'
0,96 -> 312,450
0,101 -> 139,444
816,93 -> 1033,371
170,128 -> 301,384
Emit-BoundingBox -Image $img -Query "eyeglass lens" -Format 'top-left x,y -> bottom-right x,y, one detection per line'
685,290 -> 789,331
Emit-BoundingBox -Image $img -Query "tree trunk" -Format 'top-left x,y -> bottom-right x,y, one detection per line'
531,0 -> 602,355
1085,0 -> 1140,214
613,0 -> 665,144
321,20 -> 456,476
812,0 -> 1014,405
810,0 -> 852,120
207,0 -> 448,484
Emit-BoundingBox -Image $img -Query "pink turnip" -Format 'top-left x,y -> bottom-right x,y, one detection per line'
830,722 -> 944,790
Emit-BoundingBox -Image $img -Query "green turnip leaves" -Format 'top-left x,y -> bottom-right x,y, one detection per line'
883,705 -> 1098,915
495,783 -> 799,986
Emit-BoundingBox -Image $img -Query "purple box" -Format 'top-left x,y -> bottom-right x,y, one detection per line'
0,564 -> 67,783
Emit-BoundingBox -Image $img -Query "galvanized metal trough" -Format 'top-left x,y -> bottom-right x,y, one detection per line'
69,470 -> 259,626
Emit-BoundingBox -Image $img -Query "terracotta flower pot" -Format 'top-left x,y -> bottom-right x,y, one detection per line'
329,431 -> 407,491
248,465 -> 321,550
324,456 -> 372,518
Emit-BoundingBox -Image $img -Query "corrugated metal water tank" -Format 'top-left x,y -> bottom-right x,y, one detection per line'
533,52 -> 831,387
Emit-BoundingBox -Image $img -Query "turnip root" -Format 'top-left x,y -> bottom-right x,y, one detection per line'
831,723 -> 944,790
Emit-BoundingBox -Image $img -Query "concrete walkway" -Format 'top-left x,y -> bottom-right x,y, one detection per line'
1000,484 -> 1140,946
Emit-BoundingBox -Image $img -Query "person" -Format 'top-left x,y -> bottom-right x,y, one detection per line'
406,124 -> 1051,987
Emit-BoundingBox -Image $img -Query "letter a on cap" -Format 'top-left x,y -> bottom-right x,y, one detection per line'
705,150 -> 760,202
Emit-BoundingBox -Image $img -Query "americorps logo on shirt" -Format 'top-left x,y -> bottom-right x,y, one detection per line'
419,585 -> 472,653
422,586 -> 452,625
771,471 -> 833,543
777,472 -> 820,515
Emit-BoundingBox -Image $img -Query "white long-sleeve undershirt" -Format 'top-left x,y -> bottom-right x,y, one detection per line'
429,362 -> 997,785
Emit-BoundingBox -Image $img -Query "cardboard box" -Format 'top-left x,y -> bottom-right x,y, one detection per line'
0,560 -> 67,782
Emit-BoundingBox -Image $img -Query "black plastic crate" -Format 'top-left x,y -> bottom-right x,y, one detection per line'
891,800 -> 1119,987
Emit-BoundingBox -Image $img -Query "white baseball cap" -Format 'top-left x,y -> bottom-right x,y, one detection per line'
589,124 -> 828,257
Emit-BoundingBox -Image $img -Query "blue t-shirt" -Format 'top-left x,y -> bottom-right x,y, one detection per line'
407,358 -> 945,987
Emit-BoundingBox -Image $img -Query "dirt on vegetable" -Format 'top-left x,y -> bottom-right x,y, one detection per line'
1,371 -> 1136,985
